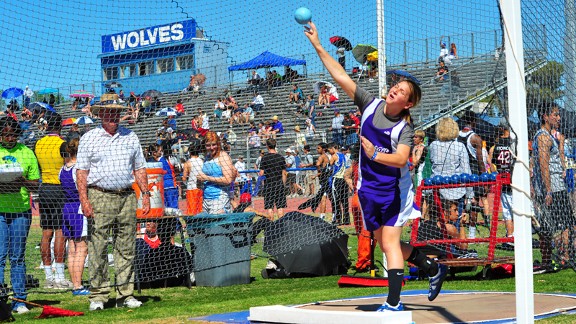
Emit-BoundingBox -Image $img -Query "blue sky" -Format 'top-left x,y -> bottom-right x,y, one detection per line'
0,0 -> 503,95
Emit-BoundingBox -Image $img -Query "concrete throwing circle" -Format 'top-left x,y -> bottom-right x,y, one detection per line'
292,291 -> 576,323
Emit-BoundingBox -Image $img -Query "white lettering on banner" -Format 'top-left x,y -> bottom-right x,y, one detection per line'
127,31 -> 139,48
109,23 -> 185,51
111,34 -> 127,51
171,23 -> 184,41
139,30 -> 149,46
147,28 -> 158,44
158,26 -> 171,42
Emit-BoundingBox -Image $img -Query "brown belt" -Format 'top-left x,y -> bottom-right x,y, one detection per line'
88,185 -> 133,196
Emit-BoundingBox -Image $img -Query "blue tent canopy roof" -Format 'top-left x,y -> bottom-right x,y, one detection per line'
228,51 -> 306,71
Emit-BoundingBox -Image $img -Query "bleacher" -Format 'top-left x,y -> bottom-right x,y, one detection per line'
35,47 -> 545,165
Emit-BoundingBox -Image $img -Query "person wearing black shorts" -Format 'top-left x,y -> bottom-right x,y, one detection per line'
259,138 -> 287,220
34,112 -> 71,289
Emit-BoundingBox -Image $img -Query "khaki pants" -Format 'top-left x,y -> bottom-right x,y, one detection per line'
88,188 -> 137,303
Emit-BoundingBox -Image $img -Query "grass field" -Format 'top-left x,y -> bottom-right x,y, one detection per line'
6,217 -> 576,323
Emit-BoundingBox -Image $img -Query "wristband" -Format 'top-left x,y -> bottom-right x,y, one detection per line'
370,151 -> 378,161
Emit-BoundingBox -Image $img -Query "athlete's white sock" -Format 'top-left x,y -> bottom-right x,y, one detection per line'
44,265 -> 54,281
54,263 -> 66,281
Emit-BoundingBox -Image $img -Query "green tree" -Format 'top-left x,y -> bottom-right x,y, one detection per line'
526,61 -> 564,106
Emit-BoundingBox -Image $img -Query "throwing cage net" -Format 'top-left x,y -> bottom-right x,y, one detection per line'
0,0 -> 574,313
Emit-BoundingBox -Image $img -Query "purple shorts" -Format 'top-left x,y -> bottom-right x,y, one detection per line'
358,190 -> 401,231
62,202 -> 86,240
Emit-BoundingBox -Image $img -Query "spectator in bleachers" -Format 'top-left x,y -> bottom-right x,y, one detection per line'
174,99 -> 185,116
19,112 -> 33,143
272,70 -> 282,87
248,129 -> 261,150
343,112 -> 359,146
284,66 -> 299,82
318,84 -> 330,108
225,96 -> 238,111
242,104 -> 254,123
226,125 -> 237,147
65,123 -> 81,142
435,61 -> 449,83
438,41 -> 449,63
444,43 -> 458,66
190,115 -> 207,137
251,92 -> 265,114
156,120 -> 172,145
230,105 -> 243,125
171,131 -> 186,159
167,115 -> 177,130
214,98 -> 225,121
7,100 -> 20,113
197,108 -> 209,130
2,107 -> 18,121
294,125 -> 306,152
270,115 -> 285,137
305,118 -> 316,143
141,96 -> 152,116
288,84 -> 304,104
49,94 -> 56,106
247,121 -> 258,133
221,104 -> 232,122
197,131 -> 237,214
248,70 -> 262,91
118,90 -> 125,102
128,92 -> 138,107
330,109 -> 344,145
151,96 -> 161,111
336,47 -> 346,69
23,86 -> 33,108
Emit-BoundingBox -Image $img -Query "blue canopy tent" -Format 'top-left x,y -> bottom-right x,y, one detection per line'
228,51 -> 307,86
228,51 -> 306,71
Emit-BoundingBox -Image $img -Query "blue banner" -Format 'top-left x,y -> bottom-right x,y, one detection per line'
101,19 -> 196,54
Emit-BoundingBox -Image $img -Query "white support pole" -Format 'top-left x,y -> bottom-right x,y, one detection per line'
376,0 -> 388,278
377,0 -> 387,98
501,1 -> 535,323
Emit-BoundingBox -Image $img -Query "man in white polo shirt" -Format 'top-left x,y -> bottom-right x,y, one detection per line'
76,93 -> 150,311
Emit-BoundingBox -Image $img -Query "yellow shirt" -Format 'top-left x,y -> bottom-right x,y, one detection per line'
34,134 -> 65,184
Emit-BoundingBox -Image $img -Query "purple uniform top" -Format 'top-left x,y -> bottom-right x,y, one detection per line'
357,97 -> 420,228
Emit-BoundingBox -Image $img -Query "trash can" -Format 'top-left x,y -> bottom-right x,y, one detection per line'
186,212 -> 255,287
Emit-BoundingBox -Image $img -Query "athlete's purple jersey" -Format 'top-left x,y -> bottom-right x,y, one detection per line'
357,98 -> 420,229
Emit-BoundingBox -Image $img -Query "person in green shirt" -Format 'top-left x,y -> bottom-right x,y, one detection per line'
0,117 -> 40,314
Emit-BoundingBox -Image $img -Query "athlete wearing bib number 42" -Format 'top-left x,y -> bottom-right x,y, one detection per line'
489,121 -> 516,239
304,21 -> 448,312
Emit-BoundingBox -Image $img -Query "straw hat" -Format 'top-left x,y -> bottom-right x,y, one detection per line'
91,93 -> 126,115
294,125 -> 300,131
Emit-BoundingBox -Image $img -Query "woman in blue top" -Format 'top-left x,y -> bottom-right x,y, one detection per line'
197,131 -> 237,214
304,22 -> 448,312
